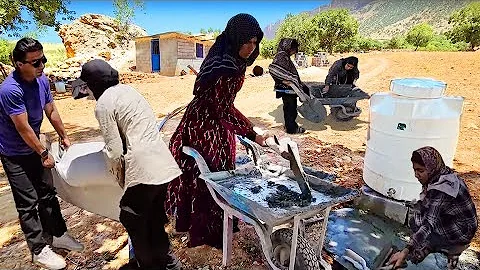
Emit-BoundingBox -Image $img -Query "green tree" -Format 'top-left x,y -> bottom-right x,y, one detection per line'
113,0 -> 143,42
406,23 -> 435,51
0,0 -> 74,36
386,36 -> 407,49
355,36 -> 383,52
259,38 -> 278,59
275,13 -> 319,55
199,28 -> 207,34
212,29 -> 221,38
447,2 -> 480,51
0,39 -> 15,65
313,9 -> 359,54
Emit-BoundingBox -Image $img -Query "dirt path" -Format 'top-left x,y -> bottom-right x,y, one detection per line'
0,51 -> 479,269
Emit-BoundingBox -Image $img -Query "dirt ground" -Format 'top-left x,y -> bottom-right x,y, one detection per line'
0,51 -> 479,269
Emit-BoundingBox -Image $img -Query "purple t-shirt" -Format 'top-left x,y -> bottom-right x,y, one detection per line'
0,71 -> 53,156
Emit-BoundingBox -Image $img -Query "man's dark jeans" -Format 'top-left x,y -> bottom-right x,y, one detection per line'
1,153 -> 67,255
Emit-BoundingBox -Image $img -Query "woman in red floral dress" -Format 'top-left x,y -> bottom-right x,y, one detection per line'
165,14 -> 265,248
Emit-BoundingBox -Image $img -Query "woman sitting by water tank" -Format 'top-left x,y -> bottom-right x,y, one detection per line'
388,146 -> 478,270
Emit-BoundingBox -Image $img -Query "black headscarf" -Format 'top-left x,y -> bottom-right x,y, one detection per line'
342,56 -> 358,67
79,59 -> 119,100
194,13 -> 263,91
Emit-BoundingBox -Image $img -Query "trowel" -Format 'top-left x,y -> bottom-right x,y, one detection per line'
287,141 -> 312,201
238,135 -> 312,200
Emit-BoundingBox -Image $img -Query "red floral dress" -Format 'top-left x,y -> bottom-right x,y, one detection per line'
166,75 -> 255,248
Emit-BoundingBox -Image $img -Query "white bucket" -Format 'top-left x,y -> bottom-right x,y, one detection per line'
54,81 -> 66,93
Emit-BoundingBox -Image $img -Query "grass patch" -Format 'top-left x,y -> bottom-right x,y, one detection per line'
0,40 -> 65,67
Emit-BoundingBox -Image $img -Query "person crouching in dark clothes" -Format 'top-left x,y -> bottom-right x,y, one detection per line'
322,56 -> 360,97
268,38 -> 310,134
388,146 -> 478,270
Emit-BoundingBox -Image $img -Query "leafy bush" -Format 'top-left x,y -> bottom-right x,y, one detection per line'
260,38 -> 278,59
447,2 -> 480,50
42,43 -> 67,68
356,36 -> 384,51
0,39 -> 15,65
406,23 -> 435,50
334,36 -> 383,53
334,38 -> 359,53
385,36 -> 408,49
423,35 -> 466,51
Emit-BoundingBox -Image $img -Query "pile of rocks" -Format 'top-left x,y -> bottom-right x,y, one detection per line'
119,72 -> 163,84
47,13 -> 148,82
58,14 -> 146,59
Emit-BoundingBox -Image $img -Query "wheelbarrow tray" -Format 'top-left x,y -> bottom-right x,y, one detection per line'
314,96 -> 368,106
199,169 -> 359,226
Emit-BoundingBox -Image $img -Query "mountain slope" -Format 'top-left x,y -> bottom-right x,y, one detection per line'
263,0 -> 475,40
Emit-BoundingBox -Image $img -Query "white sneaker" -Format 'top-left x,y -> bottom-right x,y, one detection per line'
33,245 -> 67,270
52,232 -> 84,251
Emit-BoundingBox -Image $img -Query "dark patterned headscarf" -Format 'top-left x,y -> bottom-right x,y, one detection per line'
268,38 -> 302,89
342,56 -> 358,67
272,38 -> 300,77
194,13 -> 263,91
412,146 -> 454,184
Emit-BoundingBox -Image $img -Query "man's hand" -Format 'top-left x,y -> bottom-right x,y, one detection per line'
60,136 -> 72,149
42,153 -> 55,168
388,248 -> 409,269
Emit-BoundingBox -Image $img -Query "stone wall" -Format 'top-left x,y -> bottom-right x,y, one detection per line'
159,39 -> 178,76
177,40 -> 195,59
135,39 -> 151,73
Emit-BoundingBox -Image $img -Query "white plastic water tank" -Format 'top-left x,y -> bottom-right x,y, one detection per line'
363,78 -> 464,201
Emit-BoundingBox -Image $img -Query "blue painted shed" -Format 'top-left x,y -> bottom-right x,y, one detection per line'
135,32 -> 214,76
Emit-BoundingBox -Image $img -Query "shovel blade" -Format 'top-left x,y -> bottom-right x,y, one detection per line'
298,100 -> 327,123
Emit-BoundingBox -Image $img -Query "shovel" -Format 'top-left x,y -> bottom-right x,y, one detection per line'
287,141 -> 312,201
283,80 -> 328,123
297,99 -> 328,123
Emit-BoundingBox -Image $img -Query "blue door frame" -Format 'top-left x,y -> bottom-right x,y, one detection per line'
151,39 -> 160,72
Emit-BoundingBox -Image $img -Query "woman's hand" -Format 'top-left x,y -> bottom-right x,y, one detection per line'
387,248 -> 409,269
254,134 -> 268,147
322,85 -> 330,94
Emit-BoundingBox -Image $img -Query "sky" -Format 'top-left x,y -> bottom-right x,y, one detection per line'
1,1 -> 331,43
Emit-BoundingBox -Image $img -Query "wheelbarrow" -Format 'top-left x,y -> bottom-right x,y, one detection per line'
44,105 -> 188,221
284,81 -> 370,122
182,142 -> 359,270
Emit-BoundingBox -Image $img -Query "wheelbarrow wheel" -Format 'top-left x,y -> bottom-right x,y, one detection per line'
331,106 -> 355,121
270,228 -> 322,270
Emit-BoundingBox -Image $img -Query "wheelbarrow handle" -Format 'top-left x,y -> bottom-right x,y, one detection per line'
157,105 -> 187,132
236,135 -> 261,166
182,146 -> 211,174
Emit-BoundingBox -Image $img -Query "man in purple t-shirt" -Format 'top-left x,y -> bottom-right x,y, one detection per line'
0,38 -> 83,270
